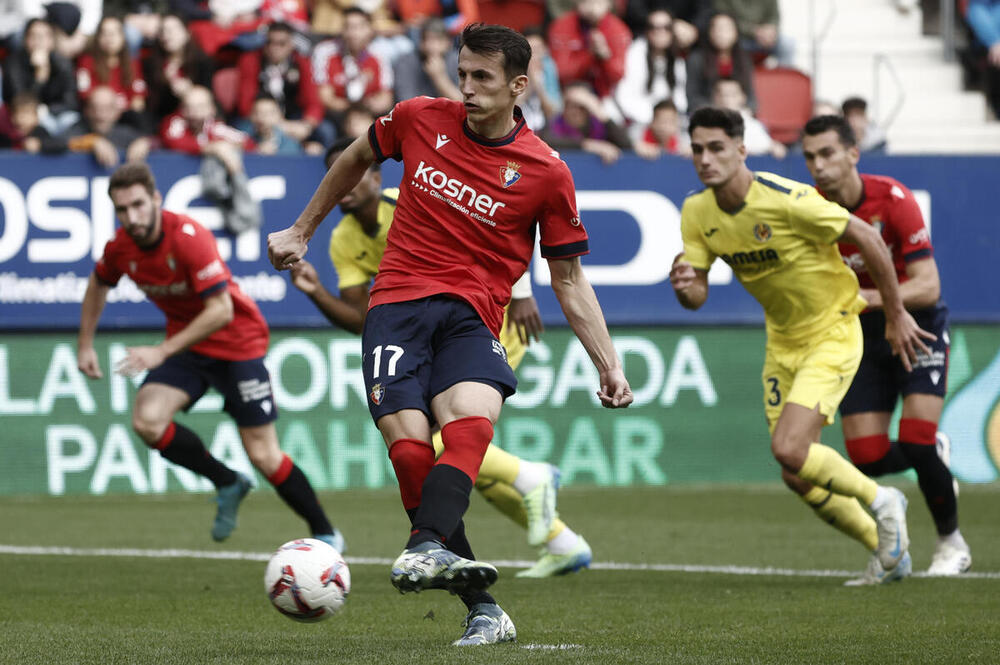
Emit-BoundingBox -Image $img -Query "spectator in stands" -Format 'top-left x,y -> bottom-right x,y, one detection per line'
623,0 -> 710,50
46,1 -> 101,60
712,0 -> 794,66
340,103 -> 376,138
614,8 -> 687,128
103,0 -> 170,54
543,80 -> 632,165
76,16 -> 148,120
66,85 -> 152,167
237,22 -> 326,147
394,0 -> 479,35
633,98 -> 690,159
393,18 -> 461,103
966,0 -> 1000,117
312,7 -> 394,127
520,27 -> 562,132
712,76 -> 785,158
548,0 -> 633,100
685,11 -> 756,112
2,18 -> 79,135
310,0 -> 401,39
237,94 -> 303,154
186,0 -> 268,57
0,0 -> 35,50
0,92 -> 65,153
842,96 -> 887,153
259,0 -> 311,33
812,99 -> 839,117
144,13 -> 215,128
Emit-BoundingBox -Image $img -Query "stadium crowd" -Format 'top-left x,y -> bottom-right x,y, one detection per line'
0,0 -> 987,169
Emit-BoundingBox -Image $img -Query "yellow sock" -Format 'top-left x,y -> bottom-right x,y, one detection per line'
474,478 -> 568,543
801,486 -> 878,551
798,443 -> 878,505
431,431 -> 445,458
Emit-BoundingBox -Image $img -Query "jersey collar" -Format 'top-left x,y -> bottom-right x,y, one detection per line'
462,106 -> 527,147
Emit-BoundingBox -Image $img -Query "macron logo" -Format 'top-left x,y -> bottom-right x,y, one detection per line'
435,133 -> 451,150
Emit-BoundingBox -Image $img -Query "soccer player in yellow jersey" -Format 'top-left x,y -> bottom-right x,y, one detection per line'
670,107 -> 936,584
287,139 -> 592,578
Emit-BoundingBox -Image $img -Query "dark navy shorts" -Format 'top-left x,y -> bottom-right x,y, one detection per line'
143,352 -> 278,427
839,303 -> 950,416
361,295 -> 517,423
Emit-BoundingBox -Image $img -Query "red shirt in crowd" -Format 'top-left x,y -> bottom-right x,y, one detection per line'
76,54 -> 147,108
236,50 -> 323,123
312,42 -> 392,103
367,96 -> 589,336
833,173 -> 933,289
547,11 -> 632,98
95,210 -> 269,361
159,113 -> 256,154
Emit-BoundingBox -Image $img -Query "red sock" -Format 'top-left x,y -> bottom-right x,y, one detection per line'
899,418 -> 937,446
388,439 -> 435,510
266,453 -> 294,485
437,416 -> 493,483
845,434 -> 891,465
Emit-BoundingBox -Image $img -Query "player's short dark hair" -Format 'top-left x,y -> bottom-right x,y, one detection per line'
267,21 -> 294,35
803,114 -> 857,147
688,106 -> 744,139
108,162 -> 157,196
841,96 -> 867,115
324,137 -> 380,173
652,99 -> 677,114
459,23 -> 531,81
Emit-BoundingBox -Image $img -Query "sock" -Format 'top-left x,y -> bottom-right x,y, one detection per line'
389,438 -> 435,511
154,422 -> 236,488
545,523 -> 579,555
801,486 -> 878,551
407,464 -> 473,548
844,434 -> 911,476
511,459 -> 549,495
939,529 -> 968,549
898,418 -> 958,535
479,443 -> 523,487
448,519 -> 496,611
797,443 -> 878,505
436,417 -> 493,483
476,478 -> 529,529
268,454 -> 333,535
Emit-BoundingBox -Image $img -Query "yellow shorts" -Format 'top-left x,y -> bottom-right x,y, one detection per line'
762,314 -> 863,434
498,305 -> 527,371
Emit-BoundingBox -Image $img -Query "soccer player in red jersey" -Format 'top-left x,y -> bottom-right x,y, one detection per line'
802,115 -> 971,579
76,163 -> 345,552
269,24 -> 632,645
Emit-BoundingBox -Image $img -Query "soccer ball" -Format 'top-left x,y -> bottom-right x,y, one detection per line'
264,538 -> 351,622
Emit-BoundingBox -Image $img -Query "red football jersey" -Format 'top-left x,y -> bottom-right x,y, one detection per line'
367,96 -> 588,336
835,173 -> 933,290
95,211 -> 269,361
76,54 -> 148,109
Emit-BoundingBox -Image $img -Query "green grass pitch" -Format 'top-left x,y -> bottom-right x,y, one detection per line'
2,484 -> 998,664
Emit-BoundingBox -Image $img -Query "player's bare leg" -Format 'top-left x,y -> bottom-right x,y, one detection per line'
239,423 -> 344,551
132,383 -> 247,541
772,402 -> 910,571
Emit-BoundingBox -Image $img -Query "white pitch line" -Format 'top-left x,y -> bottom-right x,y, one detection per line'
1,545 -> 998,580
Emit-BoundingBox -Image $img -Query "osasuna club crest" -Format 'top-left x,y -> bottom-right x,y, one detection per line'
500,161 -> 521,188
753,223 -> 773,243
370,383 -> 384,405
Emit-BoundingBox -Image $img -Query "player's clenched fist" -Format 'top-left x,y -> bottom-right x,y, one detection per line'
669,252 -> 696,291
268,226 -> 309,270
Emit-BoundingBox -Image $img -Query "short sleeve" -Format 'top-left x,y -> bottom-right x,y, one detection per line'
537,161 -> 589,259
329,226 -> 372,290
174,219 -> 230,297
94,240 -> 122,286
680,199 -> 715,271
368,97 -> 420,163
786,185 -> 851,245
886,182 -> 933,262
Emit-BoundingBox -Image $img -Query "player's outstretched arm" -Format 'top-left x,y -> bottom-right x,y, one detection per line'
77,273 -> 110,379
547,257 -> 632,408
268,135 -> 376,270
669,252 -> 708,310
841,216 -> 936,371
289,259 -> 369,334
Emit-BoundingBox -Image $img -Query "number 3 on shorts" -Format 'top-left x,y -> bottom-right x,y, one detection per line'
372,344 -> 404,378
766,376 -> 781,407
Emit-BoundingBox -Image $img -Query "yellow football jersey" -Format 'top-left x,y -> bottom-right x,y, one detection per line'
328,188 -> 399,290
681,172 -> 866,342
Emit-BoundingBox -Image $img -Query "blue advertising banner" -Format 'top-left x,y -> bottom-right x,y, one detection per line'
0,151 -> 997,329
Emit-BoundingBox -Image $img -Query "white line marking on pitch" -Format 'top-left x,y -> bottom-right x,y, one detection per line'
1,545 -> 998,580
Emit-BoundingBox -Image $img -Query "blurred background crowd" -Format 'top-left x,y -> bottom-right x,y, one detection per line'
1,0 -> 997,172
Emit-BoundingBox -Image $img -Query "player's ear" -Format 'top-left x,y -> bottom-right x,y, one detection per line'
509,73 -> 528,98
847,145 -> 860,167
153,189 -> 163,207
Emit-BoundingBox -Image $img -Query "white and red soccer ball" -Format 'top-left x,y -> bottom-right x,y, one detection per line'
264,538 -> 351,622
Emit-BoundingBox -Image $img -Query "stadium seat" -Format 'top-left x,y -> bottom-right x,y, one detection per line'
212,67 -> 240,117
752,66 -> 813,144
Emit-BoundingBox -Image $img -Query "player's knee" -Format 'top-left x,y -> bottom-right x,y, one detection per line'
131,409 -> 168,445
844,434 -> 891,467
770,432 -> 808,471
